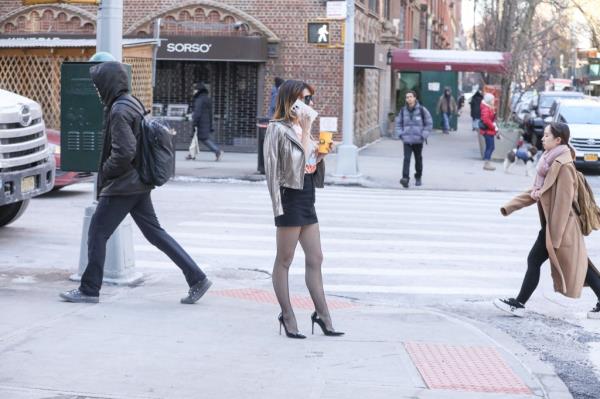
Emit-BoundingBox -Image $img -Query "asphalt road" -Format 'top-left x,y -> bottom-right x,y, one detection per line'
2,180 -> 599,398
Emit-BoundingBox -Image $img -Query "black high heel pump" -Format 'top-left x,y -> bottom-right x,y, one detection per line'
278,313 -> 306,339
311,312 -> 344,336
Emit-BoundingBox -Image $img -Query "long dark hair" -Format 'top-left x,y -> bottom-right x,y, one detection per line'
273,80 -> 314,121
549,122 -> 575,156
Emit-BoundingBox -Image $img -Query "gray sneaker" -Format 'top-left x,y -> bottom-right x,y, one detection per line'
399,178 -> 409,188
59,289 -> 99,303
181,278 -> 213,304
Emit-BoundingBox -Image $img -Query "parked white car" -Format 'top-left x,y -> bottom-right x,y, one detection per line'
550,99 -> 600,168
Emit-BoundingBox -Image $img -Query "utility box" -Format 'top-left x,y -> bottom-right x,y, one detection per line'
60,62 -> 131,172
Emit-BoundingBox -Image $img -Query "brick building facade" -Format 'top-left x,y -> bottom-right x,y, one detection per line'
0,0 -> 461,151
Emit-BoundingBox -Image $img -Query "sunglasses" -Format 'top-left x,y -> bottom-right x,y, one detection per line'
303,95 -> 313,105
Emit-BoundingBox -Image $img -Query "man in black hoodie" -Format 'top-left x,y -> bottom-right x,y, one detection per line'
470,90 -> 484,131
185,82 -> 223,161
60,62 -> 212,304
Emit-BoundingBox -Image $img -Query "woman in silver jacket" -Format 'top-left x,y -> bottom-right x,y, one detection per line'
263,80 -> 343,339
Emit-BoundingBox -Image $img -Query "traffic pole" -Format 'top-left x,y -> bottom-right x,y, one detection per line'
334,0 -> 360,178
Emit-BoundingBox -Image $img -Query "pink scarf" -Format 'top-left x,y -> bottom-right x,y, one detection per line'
530,144 -> 569,201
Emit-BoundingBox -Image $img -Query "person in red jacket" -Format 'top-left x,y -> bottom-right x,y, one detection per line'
480,93 -> 499,171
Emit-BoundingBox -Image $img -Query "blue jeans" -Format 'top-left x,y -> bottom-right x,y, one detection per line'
483,135 -> 495,161
442,112 -> 451,131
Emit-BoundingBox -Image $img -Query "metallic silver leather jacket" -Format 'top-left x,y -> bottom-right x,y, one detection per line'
263,120 -> 325,217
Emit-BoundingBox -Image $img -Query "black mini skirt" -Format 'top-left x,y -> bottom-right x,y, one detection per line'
274,173 -> 318,227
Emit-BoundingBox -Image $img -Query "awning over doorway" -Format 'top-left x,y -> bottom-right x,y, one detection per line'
392,49 -> 511,74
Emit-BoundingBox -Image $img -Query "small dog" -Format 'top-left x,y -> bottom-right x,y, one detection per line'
504,139 -> 538,176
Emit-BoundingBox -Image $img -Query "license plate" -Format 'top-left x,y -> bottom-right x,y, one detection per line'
584,153 -> 599,162
21,176 -> 35,193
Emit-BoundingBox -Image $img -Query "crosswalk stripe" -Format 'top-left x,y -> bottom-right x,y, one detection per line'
290,267 -> 523,279
177,220 -> 535,240
197,211 -> 535,231
168,232 -> 532,251
207,205 -> 539,222
134,245 -> 523,263
323,284 -> 514,296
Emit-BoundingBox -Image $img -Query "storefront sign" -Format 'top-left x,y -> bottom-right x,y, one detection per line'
157,36 -> 268,62
326,1 -> 347,19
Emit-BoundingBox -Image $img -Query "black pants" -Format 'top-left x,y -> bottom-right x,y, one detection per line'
403,143 -> 423,179
516,227 -> 600,304
80,192 -> 206,297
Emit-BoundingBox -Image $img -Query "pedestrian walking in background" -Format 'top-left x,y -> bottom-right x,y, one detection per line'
60,62 -> 212,304
396,90 -> 433,188
268,77 -> 284,118
457,92 -> 465,114
186,82 -> 223,161
264,79 -> 343,339
436,87 -> 457,134
470,89 -> 484,131
480,93 -> 499,171
494,122 -> 600,319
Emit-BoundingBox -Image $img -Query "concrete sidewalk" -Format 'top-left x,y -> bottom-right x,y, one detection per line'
173,113 -> 536,192
1,267 -> 571,399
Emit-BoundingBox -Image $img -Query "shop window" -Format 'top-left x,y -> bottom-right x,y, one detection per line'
154,60 -> 259,150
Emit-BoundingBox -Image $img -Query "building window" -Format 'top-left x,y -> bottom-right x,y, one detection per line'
384,0 -> 391,19
369,0 -> 379,14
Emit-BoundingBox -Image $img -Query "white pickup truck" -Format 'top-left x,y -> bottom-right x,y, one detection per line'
0,89 -> 54,227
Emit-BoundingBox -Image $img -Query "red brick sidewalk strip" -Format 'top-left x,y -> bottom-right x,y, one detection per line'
405,342 -> 532,395
210,288 -> 357,309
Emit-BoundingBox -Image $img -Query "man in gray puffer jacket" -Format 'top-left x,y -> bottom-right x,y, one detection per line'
396,91 -> 433,188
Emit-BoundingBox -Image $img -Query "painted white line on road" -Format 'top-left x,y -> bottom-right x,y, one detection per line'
210,205 -> 539,222
134,245 -> 522,263
200,211 -> 533,231
169,232 -> 531,251
290,267 -> 523,279
177,220 -> 534,240
323,284 -> 514,296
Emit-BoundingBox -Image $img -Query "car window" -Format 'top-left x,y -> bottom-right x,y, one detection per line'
539,95 -> 583,108
559,106 -> 600,124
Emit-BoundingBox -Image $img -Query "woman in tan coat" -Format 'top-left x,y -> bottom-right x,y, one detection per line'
494,122 -> 600,319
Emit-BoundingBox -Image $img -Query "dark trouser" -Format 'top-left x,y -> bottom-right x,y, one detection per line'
200,138 -> 220,154
80,192 -> 206,296
516,227 -> 600,304
403,143 -> 423,179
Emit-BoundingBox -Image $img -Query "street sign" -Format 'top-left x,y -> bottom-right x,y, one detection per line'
326,1 -> 347,19
308,22 -> 330,44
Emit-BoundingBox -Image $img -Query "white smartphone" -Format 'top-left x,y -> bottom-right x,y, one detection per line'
292,99 -> 318,124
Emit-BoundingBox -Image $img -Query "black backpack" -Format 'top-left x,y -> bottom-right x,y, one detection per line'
114,97 -> 176,186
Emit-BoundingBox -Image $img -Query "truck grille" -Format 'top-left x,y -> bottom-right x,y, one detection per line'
1,144 -> 46,159
571,138 -> 600,152
0,118 -> 49,172
1,131 -> 43,145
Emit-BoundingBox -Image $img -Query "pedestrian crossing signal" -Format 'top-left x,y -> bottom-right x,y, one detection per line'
308,23 -> 330,44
